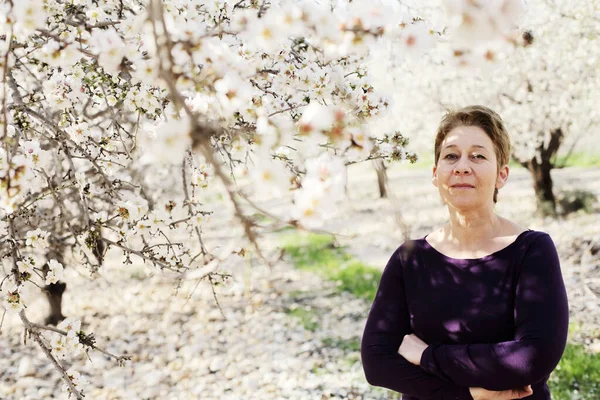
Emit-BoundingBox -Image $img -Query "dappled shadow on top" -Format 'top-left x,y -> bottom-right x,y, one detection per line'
406,258 -> 515,344
360,234 -> 568,396
400,236 -> 557,347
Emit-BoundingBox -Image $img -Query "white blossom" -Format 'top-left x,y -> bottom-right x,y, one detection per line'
19,140 -> 50,168
148,210 -> 168,230
192,211 -> 210,227
292,185 -> 330,228
297,104 -> 335,136
2,287 -> 25,312
86,8 -> 108,24
192,163 -> 211,188
141,118 -> 192,165
42,74 -> 74,111
116,196 -> 149,222
90,28 -> 125,73
64,370 -> 87,391
50,334 -> 69,359
249,150 -> 293,198
25,229 -> 50,249
65,122 -> 91,144
304,153 -> 347,196
214,73 -> 254,113
0,147 -> 7,175
397,21 -> 437,57
17,258 -> 35,274
58,318 -> 82,338
12,0 -> 48,36
45,259 -> 65,285
241,14 -> 288,53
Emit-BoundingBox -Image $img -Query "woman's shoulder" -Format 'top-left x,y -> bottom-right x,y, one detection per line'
499,216 -> 552,244
519,229 -> 555,247
499,226 -> 556,259
500,218 -> 530,237
390,236 -> 430,261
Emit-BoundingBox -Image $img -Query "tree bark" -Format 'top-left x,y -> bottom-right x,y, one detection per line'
44,282 -> 67,326
42,246 -> 69,326
525,158 -> 557,216
518,128 -> 563,217
374,159 -> 388,198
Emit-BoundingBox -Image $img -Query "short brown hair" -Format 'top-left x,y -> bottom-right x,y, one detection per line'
434,105 -> 511,203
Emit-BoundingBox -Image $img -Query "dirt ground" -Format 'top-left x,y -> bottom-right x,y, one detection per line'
1,163 -> 598,399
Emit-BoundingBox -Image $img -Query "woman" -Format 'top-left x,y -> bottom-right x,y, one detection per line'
361,105 -> 569,400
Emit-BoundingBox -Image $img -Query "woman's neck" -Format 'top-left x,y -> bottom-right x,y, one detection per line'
444,207 -> 501,249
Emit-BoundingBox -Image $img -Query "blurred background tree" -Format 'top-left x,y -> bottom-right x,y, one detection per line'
369,0 -> 600,216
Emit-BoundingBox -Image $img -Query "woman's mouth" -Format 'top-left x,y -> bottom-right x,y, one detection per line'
451,184 -> 475,188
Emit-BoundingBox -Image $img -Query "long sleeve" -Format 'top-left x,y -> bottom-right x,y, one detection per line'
419,233 -> 569,391
361,247 -> 472,400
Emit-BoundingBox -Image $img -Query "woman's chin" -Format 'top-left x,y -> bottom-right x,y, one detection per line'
445,197 -> 484,210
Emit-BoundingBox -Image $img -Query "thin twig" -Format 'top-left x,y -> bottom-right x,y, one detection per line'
0,308 -> 6,334
181,156 -> 208,256
19,311 -> 85,400
100,237 -> 180,272
208,274 -> 227,319
7,219 -> 83,398
28,321 -> 131,364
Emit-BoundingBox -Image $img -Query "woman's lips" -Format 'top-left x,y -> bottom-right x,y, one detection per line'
451,184 -> 475,188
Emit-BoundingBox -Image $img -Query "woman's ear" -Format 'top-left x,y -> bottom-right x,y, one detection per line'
496,164 -> 509,189
432,165 -> 439,187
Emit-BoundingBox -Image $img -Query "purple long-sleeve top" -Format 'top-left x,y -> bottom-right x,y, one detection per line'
361,230 -> 569,400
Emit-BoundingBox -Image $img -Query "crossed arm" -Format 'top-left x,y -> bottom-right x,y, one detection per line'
361,235 -> 569,397
361,247 -> 471,399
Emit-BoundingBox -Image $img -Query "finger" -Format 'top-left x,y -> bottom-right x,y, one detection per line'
507,389 -> 527,399
515,386 -> 534,399
513,389 -> 527,398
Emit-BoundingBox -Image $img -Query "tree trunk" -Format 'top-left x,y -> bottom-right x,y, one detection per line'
374,159 -> 388,198
525,157 -> 557,217
42,247 -> 68,326
518,128 -> 563,217
44,282 -> 67,326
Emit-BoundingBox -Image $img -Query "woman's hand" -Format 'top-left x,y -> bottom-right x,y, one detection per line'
398,333 -> 429,365
398,335 -> 533,400
469,385 -> 533,400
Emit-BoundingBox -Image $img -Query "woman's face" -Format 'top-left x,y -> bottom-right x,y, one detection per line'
433,125 -> 508,210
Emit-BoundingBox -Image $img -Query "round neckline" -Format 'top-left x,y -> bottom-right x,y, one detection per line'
420,229 -> 532,265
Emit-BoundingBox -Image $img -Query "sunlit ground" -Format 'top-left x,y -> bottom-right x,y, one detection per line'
1,161 -> 599,399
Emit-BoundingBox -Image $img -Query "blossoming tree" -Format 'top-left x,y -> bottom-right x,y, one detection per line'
0,0 -> 526,397
378,0 -> 600,216
496,0 -> 600,215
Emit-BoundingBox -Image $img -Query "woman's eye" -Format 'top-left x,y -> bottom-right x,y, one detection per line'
472,154 -> 486,160
444,154 -> 458,160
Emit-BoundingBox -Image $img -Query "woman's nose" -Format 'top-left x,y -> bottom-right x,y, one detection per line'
453,167 -> 471,175
453,158 -> 472,175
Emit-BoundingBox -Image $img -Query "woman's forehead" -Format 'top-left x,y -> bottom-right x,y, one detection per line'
442,126 -> 493,148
